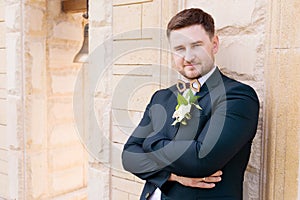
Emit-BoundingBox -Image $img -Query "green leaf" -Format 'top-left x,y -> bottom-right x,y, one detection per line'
192,103 -> 202,110
190,95 -> 200,103
177,93 -> 188,105
186,89 -> 194,99
181,119 -> 187,125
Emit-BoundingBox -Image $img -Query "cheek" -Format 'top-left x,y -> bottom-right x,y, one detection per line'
173,54 -> 183,65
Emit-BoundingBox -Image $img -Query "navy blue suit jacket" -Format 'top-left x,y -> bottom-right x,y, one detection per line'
122,68 -> 259,200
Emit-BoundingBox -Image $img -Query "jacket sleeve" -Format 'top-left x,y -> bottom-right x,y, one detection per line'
121,91 -> 171,188
142,84 -> 260,177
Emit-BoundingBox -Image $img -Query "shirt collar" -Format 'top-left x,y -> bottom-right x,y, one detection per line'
197,66 -> 217,87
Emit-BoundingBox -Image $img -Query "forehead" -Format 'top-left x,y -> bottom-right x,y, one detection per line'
169,25 -> 210,46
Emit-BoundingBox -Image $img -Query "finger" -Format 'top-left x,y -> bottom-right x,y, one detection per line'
211,170 -> 223,177
192,182 -> 216,189
202,176 -> 222,183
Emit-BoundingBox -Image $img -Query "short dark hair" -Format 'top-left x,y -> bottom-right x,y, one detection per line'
167,8 -> 215,39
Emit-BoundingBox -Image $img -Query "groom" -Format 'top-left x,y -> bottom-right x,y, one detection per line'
122,8 -> 259,200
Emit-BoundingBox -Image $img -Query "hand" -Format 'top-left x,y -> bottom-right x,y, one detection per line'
168,170 -> 222,189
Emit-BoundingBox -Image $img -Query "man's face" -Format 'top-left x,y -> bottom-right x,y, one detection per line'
169,24 -> 219,80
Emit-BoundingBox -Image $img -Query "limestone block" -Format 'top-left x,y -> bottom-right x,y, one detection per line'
111,168 -> 135,181
89,0 -> 112,24
94,99 -> 111,130
0,0 -> 4,21
51,188 -> 87,200
0,173 -> 9,199
0,99 -> 7,125
113,4 -> 142,39
6,33 -> 22,94
50,124 -> 80,147
50,70 -> 78,94
24,0 -> 46,7
7,150 -> 21,199
113,40 -> 160,64
27,98 -> 46,148
112,189 -> 129,200
110,142 -> 124,171
276,0 -> 300,48
52,166 -> 84,195
7,96 -> 23,149
0,73 -> 6,89
5,3 -> 21,31
111,109 -> 142,128
0,125 -> 6,147
0,22 -> 5,48
88,165 -> 110,200
49,145 -> 85,171
0,159 -> 8,175
111,125 -> 132,144
48,98 -> 73,121
248,131 -> 262,170
243,171 -> 260,199
216,35 -> 260,76
127,83 -> 159,111
47,0 -> 62,19
89,26 -> 112,53
113,0 -> 152,6
112,64 -> 153,76
186,0 -> 257,29
25,6 -> 45,35
142,0 -> 160,31
0,88 -> 6,99
129,194 -> 140,200
111,176 -> 143,195
111,74 -> 157,111
0,49 -> 7,73
28,151 -> 48,199
53,22 -> 82,41
27,42 -> 45,91
48,47 -> 79,69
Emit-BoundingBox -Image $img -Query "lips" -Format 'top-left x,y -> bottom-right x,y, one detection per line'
184,64 -> 196,69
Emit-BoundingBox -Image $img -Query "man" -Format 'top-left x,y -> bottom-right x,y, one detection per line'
122,8 -> 259,200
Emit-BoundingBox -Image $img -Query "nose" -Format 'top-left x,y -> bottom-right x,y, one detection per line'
184,48 -> 195,63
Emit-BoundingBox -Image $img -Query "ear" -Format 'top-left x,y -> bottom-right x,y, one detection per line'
212,35 -> 219,54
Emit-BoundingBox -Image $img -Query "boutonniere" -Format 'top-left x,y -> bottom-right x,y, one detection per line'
172,89 -> 202,126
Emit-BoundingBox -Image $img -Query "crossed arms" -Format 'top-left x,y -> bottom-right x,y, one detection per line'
122,83 -> 259,189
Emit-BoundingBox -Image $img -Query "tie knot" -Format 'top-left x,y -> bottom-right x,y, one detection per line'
177,79 -> 201,93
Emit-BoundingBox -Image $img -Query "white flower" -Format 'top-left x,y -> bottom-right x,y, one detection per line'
172,104 -> 191,122
172,89 -> 202,126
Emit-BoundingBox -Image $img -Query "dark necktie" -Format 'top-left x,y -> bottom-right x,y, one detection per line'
176,79 -> 201,93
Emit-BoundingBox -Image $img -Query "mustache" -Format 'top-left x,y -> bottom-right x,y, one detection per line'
183,62 -> 200,66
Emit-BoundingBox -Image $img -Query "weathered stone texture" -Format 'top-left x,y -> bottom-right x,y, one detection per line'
88,165 -> 110,200
113,4 -> 142,39
2,0 -> 88,199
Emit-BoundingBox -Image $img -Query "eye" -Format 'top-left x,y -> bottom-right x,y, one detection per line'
174,47 -> 185,52
192,43 -> 202,48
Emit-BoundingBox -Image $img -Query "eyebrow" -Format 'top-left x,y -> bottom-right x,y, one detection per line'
191,41 -> 204,45
173,40 -> 204,49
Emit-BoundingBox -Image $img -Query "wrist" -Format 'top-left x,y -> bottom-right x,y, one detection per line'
169,173 -> 180,182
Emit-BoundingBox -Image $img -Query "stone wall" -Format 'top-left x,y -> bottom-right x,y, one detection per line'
0,0 -> 299,199
0,0 -> 8,198
263,0 -> 300,199
1,0 -> 88,199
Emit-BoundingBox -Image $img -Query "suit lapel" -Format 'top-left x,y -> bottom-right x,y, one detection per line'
198,67 -> 223,100
166,87 -> 180,138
